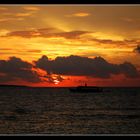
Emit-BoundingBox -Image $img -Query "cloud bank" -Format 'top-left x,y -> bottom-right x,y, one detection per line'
134,45 -> 140,54
0,57 -> 41,83
0,55 -> 139,84
2,28 -> 139,47
35,55 -> 139,79
4,28 -> 90,40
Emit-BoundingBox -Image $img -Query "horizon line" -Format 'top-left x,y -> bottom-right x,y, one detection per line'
0,84 -> 140,88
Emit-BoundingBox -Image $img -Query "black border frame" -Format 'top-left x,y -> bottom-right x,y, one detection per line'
0,1 -> 140,137
0,0 -> 140,4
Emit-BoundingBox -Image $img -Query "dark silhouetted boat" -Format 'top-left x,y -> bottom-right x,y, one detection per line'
69,83 -> 103,93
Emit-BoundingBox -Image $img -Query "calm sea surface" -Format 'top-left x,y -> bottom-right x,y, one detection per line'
0,87 -> 140,134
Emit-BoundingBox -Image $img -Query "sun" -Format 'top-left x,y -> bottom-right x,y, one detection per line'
54,79 -> 60,85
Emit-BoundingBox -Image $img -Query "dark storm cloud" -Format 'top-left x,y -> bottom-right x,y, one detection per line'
0,56 -> 65,84
134,45 -> 140,54
0,55 -> 139,84
35,55 -> 139,78
0,57 -> 41,83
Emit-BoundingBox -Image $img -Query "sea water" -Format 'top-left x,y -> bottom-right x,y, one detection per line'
0,87 -> 139,134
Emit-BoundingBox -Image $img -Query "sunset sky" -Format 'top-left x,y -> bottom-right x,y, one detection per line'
0,5 -> 140,87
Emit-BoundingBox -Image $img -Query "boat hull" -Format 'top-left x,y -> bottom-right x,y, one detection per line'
69,87 -> 103,93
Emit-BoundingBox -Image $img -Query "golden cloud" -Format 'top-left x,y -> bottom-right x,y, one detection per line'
66,12 -> 91,17
23,7 -> 41,11
15,12 -> 34,17
0,7 -> 8,11
0,17 -> 24,22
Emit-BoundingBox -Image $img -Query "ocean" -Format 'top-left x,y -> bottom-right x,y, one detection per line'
0,87 -> 140,135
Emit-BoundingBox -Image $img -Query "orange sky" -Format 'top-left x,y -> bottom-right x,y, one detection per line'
0,5 -> 140,87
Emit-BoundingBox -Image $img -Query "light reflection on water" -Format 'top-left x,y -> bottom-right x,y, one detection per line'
0,87 -> 140,134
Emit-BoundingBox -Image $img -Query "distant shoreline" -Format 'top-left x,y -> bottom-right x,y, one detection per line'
0,85 -> 140,88
0,85 -> 29,88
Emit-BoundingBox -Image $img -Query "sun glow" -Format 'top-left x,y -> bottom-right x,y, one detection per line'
54,79 -> 60,85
